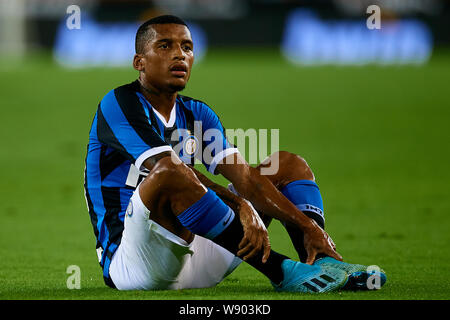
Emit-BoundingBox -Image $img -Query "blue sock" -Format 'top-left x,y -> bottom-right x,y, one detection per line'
178,188 -> 290,284
280,179 -> 326,262
177,188 -> 235,240
280,179 -> 325,227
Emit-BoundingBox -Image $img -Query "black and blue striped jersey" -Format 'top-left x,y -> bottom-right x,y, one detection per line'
83,80 -> 238,284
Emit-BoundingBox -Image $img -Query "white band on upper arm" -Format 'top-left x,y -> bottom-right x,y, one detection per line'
208,148 -> 240,175
135,145 -> 173,171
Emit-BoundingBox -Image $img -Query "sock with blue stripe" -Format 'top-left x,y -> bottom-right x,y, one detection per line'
177,188 -> 289,284
280,180 -> 327,262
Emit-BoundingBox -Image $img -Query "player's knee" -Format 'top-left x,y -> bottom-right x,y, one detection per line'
273,151 -> 315,181
139,156 -> 205,213
147,156 -> 197,189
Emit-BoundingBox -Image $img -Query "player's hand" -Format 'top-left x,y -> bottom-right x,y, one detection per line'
236,199 -> 271,263
303,219 -> 342,265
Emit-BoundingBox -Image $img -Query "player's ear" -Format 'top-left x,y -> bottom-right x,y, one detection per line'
133,54 -> 145,72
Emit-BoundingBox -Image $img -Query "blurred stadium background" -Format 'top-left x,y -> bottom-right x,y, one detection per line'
0,0 -> 449,300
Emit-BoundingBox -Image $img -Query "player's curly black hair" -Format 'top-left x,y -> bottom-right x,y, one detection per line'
135,15 -> 189,54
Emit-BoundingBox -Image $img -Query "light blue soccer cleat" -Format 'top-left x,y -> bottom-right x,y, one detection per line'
313,257 -> 387,290
272,259 -> 348,293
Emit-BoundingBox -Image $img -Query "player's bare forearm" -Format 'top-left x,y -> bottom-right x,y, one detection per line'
244,168 -> 316,232
217,153 -> 343,263
216,154 -> 315,233
188,165 -> 245,212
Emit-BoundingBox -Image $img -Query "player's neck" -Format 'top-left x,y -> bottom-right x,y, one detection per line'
138,78 -> 177,122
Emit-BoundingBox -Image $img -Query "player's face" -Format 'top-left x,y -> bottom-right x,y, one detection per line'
138,24 -> 194,93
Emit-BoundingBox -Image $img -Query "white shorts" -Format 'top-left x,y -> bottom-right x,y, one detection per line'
109,187 -> 242,290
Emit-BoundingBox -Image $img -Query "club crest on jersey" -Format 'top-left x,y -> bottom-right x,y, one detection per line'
183,135 -> 199,157
126,201 -> 133,217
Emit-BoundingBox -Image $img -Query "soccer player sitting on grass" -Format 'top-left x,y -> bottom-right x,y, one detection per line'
84,15 -> 386,292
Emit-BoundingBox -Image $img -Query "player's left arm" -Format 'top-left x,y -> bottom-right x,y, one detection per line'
216,153 -> 342,264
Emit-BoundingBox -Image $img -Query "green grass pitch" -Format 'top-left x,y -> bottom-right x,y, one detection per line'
0,48 -> 449,300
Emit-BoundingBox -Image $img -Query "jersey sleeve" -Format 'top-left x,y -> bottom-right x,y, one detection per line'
192,101 -> 240,175
96,87 -> 172,170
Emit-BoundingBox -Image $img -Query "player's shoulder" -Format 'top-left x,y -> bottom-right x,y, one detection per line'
103,80 -> 140,100
177,94 -> 217,116
177,94 -> 209,108
114,80 -> 140,96
100,80 -> 141,109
